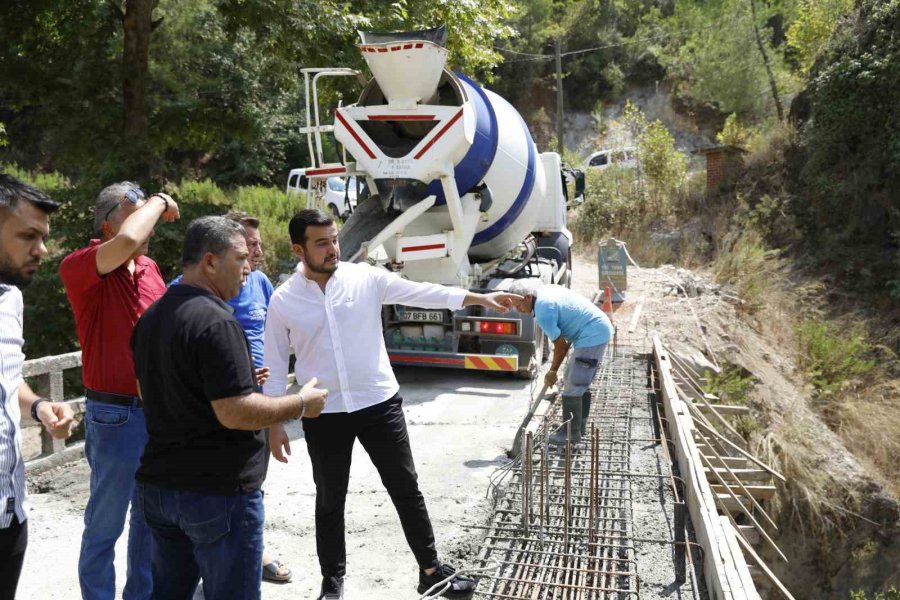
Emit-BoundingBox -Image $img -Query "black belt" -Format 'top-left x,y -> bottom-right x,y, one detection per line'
85,388 -> 142,408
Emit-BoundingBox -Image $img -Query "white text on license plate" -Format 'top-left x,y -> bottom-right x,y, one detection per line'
404,311 -> 443,322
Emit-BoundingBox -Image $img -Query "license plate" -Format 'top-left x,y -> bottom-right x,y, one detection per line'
401,310 -> 444,323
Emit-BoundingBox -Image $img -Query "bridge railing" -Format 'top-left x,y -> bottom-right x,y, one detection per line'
21,351 -> 86,470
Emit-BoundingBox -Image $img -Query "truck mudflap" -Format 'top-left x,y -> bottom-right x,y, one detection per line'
388,351 -> 518,372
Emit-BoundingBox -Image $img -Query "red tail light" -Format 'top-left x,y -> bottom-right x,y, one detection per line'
462,319 -> 518,335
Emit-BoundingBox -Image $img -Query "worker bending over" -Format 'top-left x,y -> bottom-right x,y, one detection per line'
509,281 -> 614,445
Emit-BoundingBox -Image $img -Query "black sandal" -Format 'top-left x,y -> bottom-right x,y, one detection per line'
262,559 -> 292,583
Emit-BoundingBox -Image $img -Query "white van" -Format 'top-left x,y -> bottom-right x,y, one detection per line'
585,147 -> 638,170
286,169 -> 359,219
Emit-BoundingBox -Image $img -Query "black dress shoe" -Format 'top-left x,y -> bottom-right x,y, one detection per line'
318,575 -> 344,600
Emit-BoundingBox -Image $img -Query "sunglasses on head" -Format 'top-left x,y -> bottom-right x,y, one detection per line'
103,187 -> 146,222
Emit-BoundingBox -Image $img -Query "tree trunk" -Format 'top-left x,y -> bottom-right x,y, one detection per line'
749,0 -> 784,122
122,0 -> 153,155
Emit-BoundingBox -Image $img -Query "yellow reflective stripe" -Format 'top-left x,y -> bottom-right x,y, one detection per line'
463,356 -> 518,371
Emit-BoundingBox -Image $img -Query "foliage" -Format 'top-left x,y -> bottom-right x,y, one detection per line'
0,0 -> 514,186
796,319 -> 876,400
850,587 -> 900,600
571,166 -> 644,242
3,164 -> 301,358
491,0 -> 668,118
621,101 -> 688,214
716,113 -> 759,149
640,0 -> 801,120
786,0 -> 854,74
707,365 -> 757,406
712,228 -> 782,312
572,103 -> 687,244
797,0 -> 900,293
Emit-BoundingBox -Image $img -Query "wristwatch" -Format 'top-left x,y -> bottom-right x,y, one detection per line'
30,398 -> 49,423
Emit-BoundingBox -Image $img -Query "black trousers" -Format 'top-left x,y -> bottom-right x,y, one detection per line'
302,395 -> 439,577
0,517 -> 27,600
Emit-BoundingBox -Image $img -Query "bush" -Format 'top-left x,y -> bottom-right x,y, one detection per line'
3,165 -> 302,358
230,185 -> 303,278
798,0 -> 900,291
571,166 -> 644,242
712,229 -> 782,311
850,587 -> 900,600
796,319 -> 876,400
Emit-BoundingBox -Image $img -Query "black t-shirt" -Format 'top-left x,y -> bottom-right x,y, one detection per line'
131,284 -> 268,494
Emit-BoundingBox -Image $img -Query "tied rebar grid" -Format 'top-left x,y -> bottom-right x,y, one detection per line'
475,346 -> 647,599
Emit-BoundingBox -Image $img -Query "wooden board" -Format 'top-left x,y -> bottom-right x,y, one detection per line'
653,336 -> 762,600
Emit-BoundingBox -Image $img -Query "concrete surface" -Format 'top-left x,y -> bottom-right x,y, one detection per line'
22,358 -> 541,599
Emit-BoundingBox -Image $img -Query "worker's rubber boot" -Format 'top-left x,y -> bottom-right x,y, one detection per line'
581,391 -> 592,435
549,395 -> 584,446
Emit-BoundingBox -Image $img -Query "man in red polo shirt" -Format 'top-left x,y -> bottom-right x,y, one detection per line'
60,182 -> 179,600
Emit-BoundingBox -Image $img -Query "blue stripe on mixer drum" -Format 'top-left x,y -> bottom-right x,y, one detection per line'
427,72 -> 499,204
471,108 -> 537,245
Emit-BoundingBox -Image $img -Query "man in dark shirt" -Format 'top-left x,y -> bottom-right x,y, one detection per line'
131,216 -> 327,600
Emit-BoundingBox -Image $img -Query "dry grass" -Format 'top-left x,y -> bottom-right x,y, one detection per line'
829,380 -> 900,498
755,409 -> 866,540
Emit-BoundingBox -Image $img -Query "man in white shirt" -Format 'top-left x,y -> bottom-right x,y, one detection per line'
0,174 -> 75,597
264,209 -> 520,600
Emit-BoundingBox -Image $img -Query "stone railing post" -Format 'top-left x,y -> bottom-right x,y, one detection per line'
34,370 -> 66,455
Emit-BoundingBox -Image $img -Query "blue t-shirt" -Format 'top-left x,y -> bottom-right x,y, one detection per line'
533,285 -> 613,349
170,270 -> 274,369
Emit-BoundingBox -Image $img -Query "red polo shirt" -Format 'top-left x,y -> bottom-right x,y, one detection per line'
60,240 -> 167,396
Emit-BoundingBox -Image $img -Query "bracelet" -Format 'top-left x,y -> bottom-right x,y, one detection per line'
153,194 -> 169,213
298,392 -> 305,419
30,398 -> 49,423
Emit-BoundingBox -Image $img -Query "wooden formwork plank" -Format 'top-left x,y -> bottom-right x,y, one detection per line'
711,484 -> 777,501
722,517 -> 761,595
654,336 -> 762,600
695,403 -> 752,416
705,468 -> 772,483
704,455 -> 750,469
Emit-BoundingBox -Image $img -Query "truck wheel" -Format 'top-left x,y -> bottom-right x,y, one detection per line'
329,204 -> 341,220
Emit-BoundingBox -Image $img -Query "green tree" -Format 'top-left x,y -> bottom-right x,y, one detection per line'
786,0 -> 854,73
640,0 -> 799,120
0,0 -> 514,185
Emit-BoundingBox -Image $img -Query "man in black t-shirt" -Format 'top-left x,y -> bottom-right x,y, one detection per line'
131,216 -> 327,600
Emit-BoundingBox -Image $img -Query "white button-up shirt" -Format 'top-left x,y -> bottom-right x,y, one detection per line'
0,285 -> 28,528
263,262 -> 467,413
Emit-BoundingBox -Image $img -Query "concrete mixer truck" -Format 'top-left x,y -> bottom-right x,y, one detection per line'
289,26 -> 575,378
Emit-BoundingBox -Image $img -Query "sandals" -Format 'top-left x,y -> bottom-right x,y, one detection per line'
262,558 -> 292,583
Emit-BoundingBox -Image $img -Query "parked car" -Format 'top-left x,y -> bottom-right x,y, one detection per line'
585,147 -> 638,170
286,169 -> 358,219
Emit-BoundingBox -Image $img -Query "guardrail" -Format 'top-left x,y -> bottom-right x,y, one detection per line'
21,351 -> 86,471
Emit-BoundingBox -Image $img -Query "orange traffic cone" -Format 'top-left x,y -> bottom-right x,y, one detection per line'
602,286 -> 613,314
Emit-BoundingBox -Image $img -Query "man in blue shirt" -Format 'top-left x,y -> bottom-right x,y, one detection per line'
509,281 -> 614,444
171,211 -> 291,583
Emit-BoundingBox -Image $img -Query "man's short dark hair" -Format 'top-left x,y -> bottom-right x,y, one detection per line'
225,210 -> 260,229
182,216 -> 246,267
0,173 -> 60,217
289,209 -> 334,245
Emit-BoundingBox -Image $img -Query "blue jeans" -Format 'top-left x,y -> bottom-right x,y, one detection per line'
136,483 -> 264,600
79,400 -> 152,600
